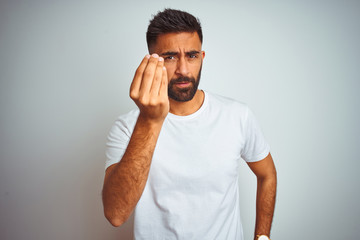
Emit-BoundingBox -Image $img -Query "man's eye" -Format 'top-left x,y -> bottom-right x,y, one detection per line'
189,54 -> 198,59
165,56 -> 176,60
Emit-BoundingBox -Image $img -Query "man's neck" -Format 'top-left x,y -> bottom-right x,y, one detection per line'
169,90 -> 204,116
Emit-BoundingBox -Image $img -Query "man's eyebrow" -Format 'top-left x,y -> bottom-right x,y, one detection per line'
186,50 -> 200,55
160,51 -> 178,56
159,50 -> 201,56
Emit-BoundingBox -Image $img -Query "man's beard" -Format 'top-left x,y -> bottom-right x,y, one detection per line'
168,66 -> 202,102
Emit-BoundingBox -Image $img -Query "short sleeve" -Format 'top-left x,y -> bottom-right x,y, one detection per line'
240,106 -> 270,162
105,110 -> 139,170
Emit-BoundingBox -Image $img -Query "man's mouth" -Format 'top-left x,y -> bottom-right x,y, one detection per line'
174,81 -> 192,88
171,77 -> 194,88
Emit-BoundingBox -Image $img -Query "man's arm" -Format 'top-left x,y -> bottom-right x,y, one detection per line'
102,54 -> 169,227
247,153 -> 277,239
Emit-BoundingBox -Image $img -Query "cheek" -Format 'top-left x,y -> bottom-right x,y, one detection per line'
164,66 -> 175,80
167,73 -> 172,82
190,64 -> 201,77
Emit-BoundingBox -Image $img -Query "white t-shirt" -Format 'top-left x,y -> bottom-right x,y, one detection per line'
105,91 -> 270,240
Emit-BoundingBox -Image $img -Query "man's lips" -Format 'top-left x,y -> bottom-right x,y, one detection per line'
174,82 -> 191,87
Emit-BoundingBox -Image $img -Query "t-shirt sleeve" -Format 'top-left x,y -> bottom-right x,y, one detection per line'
105,117 -> 132,170
240,106 -> 270,162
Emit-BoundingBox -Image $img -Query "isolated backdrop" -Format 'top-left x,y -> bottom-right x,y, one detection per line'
1,0 -> 359,239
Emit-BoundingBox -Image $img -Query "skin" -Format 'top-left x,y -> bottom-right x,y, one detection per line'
102,54 -> 168,227
102,32 -> 204,227
102,32 -> 277,240
248,153 -> 277,239
151,32 -> 205,115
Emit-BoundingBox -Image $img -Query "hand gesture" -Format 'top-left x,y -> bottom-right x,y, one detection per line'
130,54 -> 169,123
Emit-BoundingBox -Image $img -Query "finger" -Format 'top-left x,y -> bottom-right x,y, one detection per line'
150,57 -> 164,97
130,54 -> 150,94
159,65 -> 168,97
139,54 -> 160,96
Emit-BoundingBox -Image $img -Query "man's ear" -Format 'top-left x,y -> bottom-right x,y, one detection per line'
202,50 -> 205,59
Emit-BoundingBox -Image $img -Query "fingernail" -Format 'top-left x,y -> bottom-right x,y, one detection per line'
145,54 -> 150,59
158,57 -> 164,62
152,53 -> 159,58
163,66 -> 166,70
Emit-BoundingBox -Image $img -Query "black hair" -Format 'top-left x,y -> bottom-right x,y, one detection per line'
146,8 -> 203,51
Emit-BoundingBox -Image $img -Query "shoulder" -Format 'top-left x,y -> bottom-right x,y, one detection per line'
109,108 -> 140,137
115,108 -> 140,124
205,91 -> 249,115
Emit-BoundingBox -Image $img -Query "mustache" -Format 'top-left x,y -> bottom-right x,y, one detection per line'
170,76 -> 196,84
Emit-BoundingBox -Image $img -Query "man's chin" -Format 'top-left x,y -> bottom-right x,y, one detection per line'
168,87 -> 197,102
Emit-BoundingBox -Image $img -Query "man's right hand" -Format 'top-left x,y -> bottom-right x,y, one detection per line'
130,54 -> 169,123
102,54 -> 169,227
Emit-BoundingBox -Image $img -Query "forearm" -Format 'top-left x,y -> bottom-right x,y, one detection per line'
102,116 -> 164,226
254,173 -> 277,238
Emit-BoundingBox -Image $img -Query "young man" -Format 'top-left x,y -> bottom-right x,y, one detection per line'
102,9 -> 277,240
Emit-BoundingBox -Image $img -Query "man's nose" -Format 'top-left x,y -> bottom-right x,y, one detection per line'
175,57 -> 189,76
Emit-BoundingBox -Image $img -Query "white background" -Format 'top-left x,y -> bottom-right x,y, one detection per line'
1,0 -> 359,239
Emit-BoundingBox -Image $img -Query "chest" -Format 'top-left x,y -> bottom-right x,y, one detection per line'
148,117 -> 244,192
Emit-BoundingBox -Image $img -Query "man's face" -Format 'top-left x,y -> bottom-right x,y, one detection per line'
150,32 -> 205,102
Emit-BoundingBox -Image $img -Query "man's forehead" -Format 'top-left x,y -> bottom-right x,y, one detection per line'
151,32 -> 202,53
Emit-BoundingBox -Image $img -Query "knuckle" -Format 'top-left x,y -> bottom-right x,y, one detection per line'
149,57 -> 158,63
159,99 -> 167,106
129,88 -> 139,98
156,63 -> 163,69
143,70 -> 154,79
138,96 -> 148,105
129,92 -> 138,100
148,98 -> 158,107
152,77 -> 160,84
135,67 -> 142,76
135,65 -> 145,76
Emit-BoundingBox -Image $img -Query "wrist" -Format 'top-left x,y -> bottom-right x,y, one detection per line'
137,113 -> 165,126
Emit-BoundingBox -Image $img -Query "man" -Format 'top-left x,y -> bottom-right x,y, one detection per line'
102,9 -> 277,240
